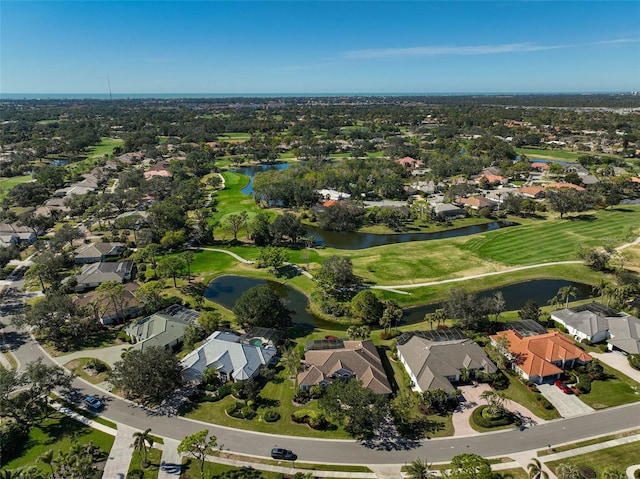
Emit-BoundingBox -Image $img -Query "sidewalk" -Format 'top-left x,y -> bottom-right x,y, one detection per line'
102,424 -> 137,479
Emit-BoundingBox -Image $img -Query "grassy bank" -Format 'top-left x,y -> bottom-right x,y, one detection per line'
0,174 -> 33,201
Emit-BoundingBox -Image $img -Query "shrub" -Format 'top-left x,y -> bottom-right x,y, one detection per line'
629,354 -> 640,371
86,358 -> 108,373
216,384 -> 231,399
472,405 -> 514,428
291,409 -> 328,429
540,397 -> 554,410
118,330 -> 132,342
599,344 -> 609,353
380,330 -> 399,340
577,374 -> 592,394
0,422 -> 27,460
293,389 -> 311,404
581,338 -> 593,347
241,406 -> 255,419
264,410 -> 281,422
127,471 -> 144,479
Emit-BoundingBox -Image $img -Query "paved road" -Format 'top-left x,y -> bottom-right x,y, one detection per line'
7,321 -> 640,466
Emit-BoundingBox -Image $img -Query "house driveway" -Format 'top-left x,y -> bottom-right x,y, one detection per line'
538,383 -> 595,418
590,351 -> 640,384
453,384 -> 545,436
54,343 -> 130,369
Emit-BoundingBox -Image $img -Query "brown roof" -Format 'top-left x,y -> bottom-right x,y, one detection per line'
545,182 -> 586,192
516,186 -> 545,198
530,162 -> 549,170
456,196 -> 494,209
475,173 -> 507,184
297,340 -> 392,394
490,330 -> 591,379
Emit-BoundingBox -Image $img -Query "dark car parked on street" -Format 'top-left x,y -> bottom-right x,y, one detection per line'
271,448 -> 296,460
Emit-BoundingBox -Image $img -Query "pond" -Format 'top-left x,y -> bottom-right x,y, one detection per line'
206,275 -> 592,331
402,279 -> 593,324
306,221 -> 515,250
234,163 -> 291,195
204,275 -> 340,330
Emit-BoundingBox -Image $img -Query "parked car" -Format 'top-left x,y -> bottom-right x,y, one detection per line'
84,395 -> 103,411
554,380 -> 572,394
271,448 -> 296,460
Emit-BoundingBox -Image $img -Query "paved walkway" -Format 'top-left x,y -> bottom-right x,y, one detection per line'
102,424 -> 137,479
158,438 -> 182,479
190,247 -> 254,264
626,464 -> 640,479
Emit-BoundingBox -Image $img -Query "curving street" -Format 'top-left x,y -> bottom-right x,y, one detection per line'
6,314 -> 640,466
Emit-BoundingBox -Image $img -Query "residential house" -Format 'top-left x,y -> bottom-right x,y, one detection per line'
316,189 -> 351,201
516,186 -> 546,199
180,330 -> 277,383
433,203 -> 466,219
74,282 -> 142,325
126,304 -> 201,352
297,339 -> 392,395
0,222 -> 37,245
545,182 -> 586,192
474,173 -> 508,186
530,162 -> 549,171
74,242 -> 126,264
396,330 -> 497,393
72,260 -> 134,291
489,330 -> 591,384
394,157 -> 425,169
552,302 -> 640,355
455,196 -> 495,210
551,303 -> 613,343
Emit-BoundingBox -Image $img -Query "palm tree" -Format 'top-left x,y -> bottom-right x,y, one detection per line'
558,285 -> 578,309
594,278 -> 609,303
38,449 -> 56,479
280,346 -> 301,387
0,470 -> 24,479
406,458 -> 436,479
527,458 -> 549,479
480,390 -> 506,415
556,463 -> 582,479
132,428 -> 154,468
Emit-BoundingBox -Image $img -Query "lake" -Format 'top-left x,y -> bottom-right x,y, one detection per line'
234,163 -> 291,195
306,221 -> 515,250
206,275 -> 592,330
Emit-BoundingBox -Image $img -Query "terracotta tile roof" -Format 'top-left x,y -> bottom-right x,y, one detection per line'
395,157 -> 425,168
490,330 -> 591,379
475,173 -> 507,184
322,199 -> 339,207
456,196 -> 494,209
516,186 -> 545,198
545,182 -> 586,192
530,162 -> 549,170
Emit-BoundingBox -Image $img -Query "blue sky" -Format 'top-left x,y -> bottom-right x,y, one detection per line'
2,1 -> 639,94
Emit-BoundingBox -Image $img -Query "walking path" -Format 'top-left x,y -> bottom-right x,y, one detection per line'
102,424 -> 136,479
190,247 -> 254,264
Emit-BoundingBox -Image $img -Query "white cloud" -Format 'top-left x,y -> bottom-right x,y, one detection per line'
341,38 -> 638,60
342,42 -> 565,59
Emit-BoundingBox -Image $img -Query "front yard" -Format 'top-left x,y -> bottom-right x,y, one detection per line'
578,363 -> 640,409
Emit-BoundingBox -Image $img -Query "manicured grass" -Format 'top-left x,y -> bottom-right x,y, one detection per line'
64,357 -> 111,384
0,174 -> 33,201
493,467 -> 529,479
182,458 -> 283,479
462,206 -> 640,266
2,350 -> 18,369
1,411 -> 114,471
502,374 -> 561,420
578,364 -> 640,409
219,452 -> 373,473
51,396 -> 118,429
182,365 -> 352,439
515,147 -> 582,162
65,137 -> 123,175
546,441 -> 640,477
128,447 -> 163,478
537,428 -> 640,456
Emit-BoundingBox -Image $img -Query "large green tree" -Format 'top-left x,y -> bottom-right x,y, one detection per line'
350,290 -> 383,325
110,346 -> 182,404
318,379 -> 386,439
315,255 -> 362,299
232,284 -> 292,330
445,453 -> 492,479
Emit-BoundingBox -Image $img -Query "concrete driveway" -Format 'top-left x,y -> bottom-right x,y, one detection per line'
538,383 -> 595,418
591,351 -> 640,384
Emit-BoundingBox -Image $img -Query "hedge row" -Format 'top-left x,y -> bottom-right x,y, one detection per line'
471,406 -> 515,428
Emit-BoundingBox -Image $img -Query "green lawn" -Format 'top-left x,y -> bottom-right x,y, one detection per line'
64,357 -> 111,384
65,137 -> 123,175
0,174 -> 33,201
1,411 -> 115,471
578,364 -> 640,409
515,147 -> 583,162
182,458 -> 283,479
502,376 -> 560,420
462,206 -> 640,266
128,447 -> 163,478
546,441 -> 640,476
182,365 -> 352,439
